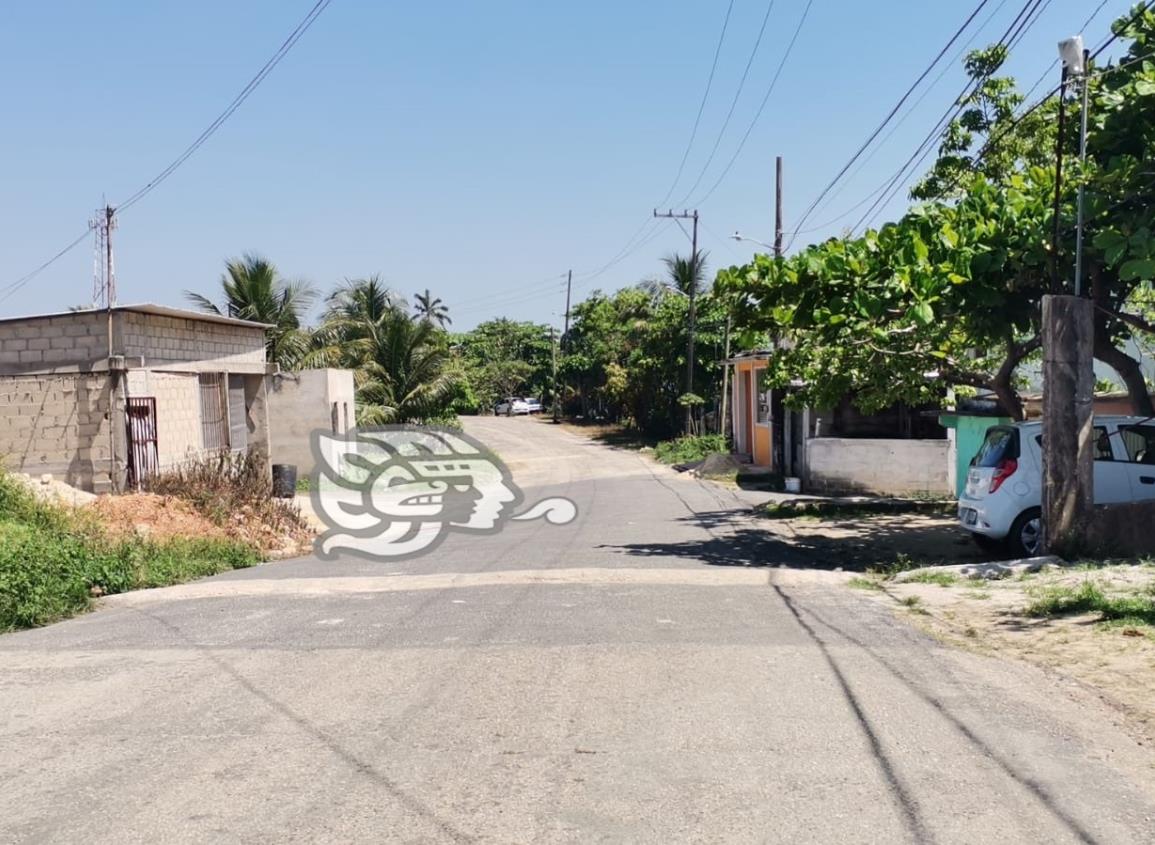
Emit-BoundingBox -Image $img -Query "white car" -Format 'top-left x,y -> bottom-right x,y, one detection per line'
959,416 -> 1155,557
494,397 -> 530,416
523,398 -> 543,414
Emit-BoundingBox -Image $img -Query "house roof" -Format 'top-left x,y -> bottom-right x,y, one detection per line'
723,349 -> 774,365
0,303 -> 273,329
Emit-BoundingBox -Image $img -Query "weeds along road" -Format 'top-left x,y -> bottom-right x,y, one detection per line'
2,416 -> 1154,843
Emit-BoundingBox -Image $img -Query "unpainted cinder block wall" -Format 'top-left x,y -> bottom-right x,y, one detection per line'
267,369 -> 356,475
0,372 -> 112,487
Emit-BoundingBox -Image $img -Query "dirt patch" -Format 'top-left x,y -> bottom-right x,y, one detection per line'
859,563 -> 1155,743
90,493 -> 312,556
760,511 -> 987,571
90,494 -> 231,542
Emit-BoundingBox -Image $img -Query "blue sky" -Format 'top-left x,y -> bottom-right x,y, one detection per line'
0,0 -> 1135,329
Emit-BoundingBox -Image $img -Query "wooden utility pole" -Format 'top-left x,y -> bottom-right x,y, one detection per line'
563,269 -> 572,349
774,156 -> 784,258
719,314 -> 731,440
771,159 -> 786,473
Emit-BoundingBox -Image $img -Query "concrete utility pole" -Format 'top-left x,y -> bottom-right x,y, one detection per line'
551,326 -> 561,424
653,209 -> 699,434
1042,38 -> 1094,555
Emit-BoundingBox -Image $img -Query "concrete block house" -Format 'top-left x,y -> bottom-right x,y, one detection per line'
0,304 -> 273,492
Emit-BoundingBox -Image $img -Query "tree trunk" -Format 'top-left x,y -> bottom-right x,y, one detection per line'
1094,339 -> 1154,415
1089,263 -> 1155,416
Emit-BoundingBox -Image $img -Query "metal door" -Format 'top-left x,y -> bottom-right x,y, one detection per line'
125,397 -> 159,489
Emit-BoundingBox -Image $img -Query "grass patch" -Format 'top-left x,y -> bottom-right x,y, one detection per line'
653,434 -> 728,466
899,595 -> 929,614
901,570 -> 959,587
0,470 -> 259,632
1024,579 -> 1155,628
962,590 -> 992,600
848,576 -> 885,591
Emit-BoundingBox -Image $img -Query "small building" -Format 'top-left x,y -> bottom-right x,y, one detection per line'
0,304 -> 273,493
725,350 -> 952,497
267,368 -> 357,475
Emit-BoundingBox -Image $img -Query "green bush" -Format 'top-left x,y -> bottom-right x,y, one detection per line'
0,470 -> 259,632
653,434 -> 728,465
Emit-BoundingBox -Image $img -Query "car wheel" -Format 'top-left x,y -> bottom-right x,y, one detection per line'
1007,507 -> 1042,559
971,532 -> 1007,556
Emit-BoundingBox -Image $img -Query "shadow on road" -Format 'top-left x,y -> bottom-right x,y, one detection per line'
600,509 -> 984,573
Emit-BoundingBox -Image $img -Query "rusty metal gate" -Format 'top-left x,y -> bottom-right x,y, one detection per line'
126,397 -> 159,489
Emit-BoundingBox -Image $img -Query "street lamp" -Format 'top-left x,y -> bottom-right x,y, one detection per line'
731,232 -> 776,251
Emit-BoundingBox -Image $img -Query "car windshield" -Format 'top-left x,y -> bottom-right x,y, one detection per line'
973,427 -> 1019,467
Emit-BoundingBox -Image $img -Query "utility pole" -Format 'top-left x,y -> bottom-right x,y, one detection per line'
563,269 -> 572,346
1074,48 -> 1091,297
772,158 -> 786,473
774,155 -> 784,258
551,326 -> 561,424
653,208 -> 699,434
1042,39 -> 1094,555
1051,67 -> 1070,293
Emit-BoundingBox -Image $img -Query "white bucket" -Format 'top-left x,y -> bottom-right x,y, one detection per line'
784,477 -> 802,494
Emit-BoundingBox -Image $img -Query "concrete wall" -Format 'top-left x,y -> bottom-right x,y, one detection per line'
120,311 -> 266,374
805,437 -> 951,497
0,372 -> 113,489
267,369 -> 356,475
1088,501 -> 1155,557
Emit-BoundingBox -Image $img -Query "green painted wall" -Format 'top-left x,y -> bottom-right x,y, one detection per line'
939,413 -> 1012,498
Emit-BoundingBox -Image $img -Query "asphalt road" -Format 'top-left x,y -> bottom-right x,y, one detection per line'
3,417 -> 1155,843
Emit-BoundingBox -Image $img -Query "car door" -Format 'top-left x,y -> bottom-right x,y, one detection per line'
1116,423 -> 1155,501
1091,423 -> 1136,504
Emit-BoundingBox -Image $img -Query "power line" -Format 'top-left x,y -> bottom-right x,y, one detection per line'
788,0 -> 997,240
791,0 -> 1013,241
0,228 -> 92,305
687,0 -> 816,207
672,0 -> 779,207
653,0 -> 736,209
116,0 -> 334,213
923,0 -> 1155,207
850,0 -> 1056,233
2,0 -> 335,308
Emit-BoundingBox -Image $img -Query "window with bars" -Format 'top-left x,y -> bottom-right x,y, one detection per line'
198,373 -> 228,450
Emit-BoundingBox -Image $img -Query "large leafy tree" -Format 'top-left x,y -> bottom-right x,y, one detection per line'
186,254 -> 316,369
564,282 -> 728,435
721,6 -> 1155,420
452,319 -> 554,410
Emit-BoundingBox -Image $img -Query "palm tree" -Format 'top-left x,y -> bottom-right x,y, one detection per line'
186,254 -> 316,369
306,278 -> 458,424
348,309 -> 459,425
660,250 -> 710,298
413,288 -> 451,327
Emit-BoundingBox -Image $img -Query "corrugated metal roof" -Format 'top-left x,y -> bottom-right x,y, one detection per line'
0,303 -> 273,329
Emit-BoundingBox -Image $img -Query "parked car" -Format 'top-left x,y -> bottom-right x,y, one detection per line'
959,416 -> 1155,557
494,397 -> 530,416
523,397 -> 543,414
